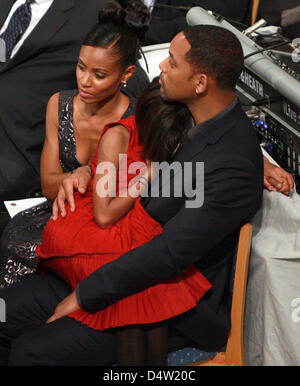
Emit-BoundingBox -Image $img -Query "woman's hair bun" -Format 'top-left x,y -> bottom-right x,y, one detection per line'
98,1 -> 151,40
98,2 -> 126,25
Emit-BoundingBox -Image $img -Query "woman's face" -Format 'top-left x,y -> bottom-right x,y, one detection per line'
76,45 -> 127,104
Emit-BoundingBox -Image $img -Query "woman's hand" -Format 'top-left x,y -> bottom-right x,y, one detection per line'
263,156 -> 294,196
52,166 -> 92,220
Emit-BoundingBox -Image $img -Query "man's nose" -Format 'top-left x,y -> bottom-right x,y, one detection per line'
159,58 -> 167,72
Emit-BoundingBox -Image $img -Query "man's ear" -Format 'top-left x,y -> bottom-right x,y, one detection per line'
195,74 -> 209,95
121,65 -> 136,84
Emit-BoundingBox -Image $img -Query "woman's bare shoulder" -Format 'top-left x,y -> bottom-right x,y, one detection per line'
45,92 -> 60,131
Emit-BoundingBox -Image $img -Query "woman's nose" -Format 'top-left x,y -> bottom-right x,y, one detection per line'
82,73 -> 92,87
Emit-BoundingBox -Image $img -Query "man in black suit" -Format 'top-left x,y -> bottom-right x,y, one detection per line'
0,0 -> 149,203
258,0 -> 300,38
0,25 -> 263,366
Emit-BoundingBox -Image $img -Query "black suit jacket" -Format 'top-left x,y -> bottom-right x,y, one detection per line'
77,101 -> 264,351
258,0 -> 300,38
0,0 -> 149,200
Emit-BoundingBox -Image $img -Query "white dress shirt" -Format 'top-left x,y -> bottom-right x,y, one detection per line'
0,0 -> 54,59
144,0 -> 156,13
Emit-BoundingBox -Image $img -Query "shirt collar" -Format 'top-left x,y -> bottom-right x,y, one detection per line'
34,0 -> 54,5
188,97 -> 239,140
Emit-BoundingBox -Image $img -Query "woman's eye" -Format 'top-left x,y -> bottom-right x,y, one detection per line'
95,73 -> 104,79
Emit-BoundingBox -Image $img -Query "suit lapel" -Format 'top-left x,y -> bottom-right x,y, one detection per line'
0,0 -> 74,72
173,102 -> 241,164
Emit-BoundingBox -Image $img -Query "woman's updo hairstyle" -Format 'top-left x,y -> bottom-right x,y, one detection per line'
83,1 -> 151,70
136,77 -> 192,162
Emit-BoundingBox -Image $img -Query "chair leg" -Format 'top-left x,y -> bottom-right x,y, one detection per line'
252,0 -> 260,25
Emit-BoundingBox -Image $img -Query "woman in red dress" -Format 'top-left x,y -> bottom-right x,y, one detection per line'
36,78 -> 212,365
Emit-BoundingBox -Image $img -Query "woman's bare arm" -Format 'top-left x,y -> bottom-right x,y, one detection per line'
40,93 -> 73,200
93,125 -> 148,229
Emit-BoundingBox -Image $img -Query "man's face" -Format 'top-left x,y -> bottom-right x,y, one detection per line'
159,32 -> 196,103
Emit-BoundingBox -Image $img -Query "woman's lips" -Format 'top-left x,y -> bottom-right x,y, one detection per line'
79,89 -> 93,98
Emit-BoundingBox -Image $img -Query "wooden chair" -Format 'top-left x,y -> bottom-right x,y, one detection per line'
252,0 -> 260,25
188,223 -> 253,367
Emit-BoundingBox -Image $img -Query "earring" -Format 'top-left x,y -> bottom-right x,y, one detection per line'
122,81 -> 127,88
195,88 -> 199,95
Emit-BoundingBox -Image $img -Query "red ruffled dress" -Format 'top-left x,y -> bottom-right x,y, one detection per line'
36,116 -> 212,330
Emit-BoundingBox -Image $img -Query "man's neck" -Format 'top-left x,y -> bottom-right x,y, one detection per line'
187,91 -> 236,126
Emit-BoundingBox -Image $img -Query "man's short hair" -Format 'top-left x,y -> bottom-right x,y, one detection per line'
183,25 -> 244,90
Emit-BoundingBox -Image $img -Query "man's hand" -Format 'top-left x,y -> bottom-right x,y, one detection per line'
52,166 -> 91,220
46,291 -> 80,324
263,156 -> 294,196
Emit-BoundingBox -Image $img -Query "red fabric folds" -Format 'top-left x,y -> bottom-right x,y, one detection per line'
36,116 -> 212,330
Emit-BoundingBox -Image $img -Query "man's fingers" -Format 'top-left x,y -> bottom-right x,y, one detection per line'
46,292 -> 79,325
46,314 -> 56,324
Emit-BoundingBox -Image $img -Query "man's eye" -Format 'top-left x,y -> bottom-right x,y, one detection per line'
77,64 -> 85,70
95,73 -> 104,79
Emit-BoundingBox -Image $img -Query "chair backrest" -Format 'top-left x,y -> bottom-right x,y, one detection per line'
252,0 -> 260,25
171,223 -> 253,367
225,223 -> 252,366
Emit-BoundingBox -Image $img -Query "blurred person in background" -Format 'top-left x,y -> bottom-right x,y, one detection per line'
143,0 -> 253,44
257,0 -> 300,39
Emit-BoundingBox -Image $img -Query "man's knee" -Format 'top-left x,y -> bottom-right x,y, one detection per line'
9,333 -> 55,366
9,334 -> 33,366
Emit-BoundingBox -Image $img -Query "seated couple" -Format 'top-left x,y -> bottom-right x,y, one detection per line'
0,3 -> 294,367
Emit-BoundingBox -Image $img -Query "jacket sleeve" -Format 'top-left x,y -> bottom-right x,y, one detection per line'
76,154 -> 263,313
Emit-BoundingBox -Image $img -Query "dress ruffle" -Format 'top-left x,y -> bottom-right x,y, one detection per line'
68,265 -> 211,330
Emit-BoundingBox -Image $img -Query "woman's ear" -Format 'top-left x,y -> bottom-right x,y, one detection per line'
121,65 -> 136,84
